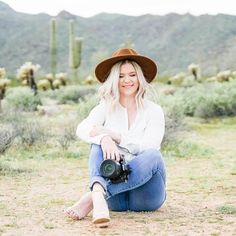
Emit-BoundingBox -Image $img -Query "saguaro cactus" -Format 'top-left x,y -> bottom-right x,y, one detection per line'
50,18 -> 57,79
69,20 -> 82,81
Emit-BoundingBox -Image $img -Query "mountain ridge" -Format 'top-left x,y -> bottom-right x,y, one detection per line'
1,1 -> 236,77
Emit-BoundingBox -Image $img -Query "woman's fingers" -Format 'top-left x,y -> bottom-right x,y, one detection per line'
101,137 -> 120,160
103,149 -> 120,160
115,152 -> 120,162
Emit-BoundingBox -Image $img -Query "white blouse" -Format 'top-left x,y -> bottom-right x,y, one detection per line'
76,99 -> 165,161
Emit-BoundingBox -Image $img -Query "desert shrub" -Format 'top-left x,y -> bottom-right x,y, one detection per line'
77,94 -> 99,120
0,129 -> 15,154
56,85 -> 97,104
163,141 -> 214,158
193,81 -> 236,118
147,89 -> 186,146
13,121 -> 47,147
57,123 -> 77,150
175,85 -> 206,116
0,110 -> 47,147
5,87 -> 41,111
164,80 -> 236,118
0,156 -> 32,176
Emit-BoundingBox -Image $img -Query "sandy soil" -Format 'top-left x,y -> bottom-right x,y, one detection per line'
0,120 -> 235,236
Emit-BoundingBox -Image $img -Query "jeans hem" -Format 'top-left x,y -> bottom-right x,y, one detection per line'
89,176 -> 107,192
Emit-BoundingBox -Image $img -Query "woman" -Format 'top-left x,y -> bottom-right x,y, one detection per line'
64,48 -> 166,228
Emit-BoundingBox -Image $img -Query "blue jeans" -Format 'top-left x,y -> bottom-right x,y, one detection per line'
89,144 -> 166,212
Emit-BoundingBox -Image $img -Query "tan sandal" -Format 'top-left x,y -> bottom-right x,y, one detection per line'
92,189 -> 110,228
92,213 -> 110,228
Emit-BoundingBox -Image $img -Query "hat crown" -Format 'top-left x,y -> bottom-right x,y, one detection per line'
112,48 -> 138,57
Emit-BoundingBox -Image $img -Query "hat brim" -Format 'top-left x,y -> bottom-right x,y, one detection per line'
95,54 -> 157,83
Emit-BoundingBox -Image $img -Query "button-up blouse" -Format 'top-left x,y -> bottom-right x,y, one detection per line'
76,99 -> 165,160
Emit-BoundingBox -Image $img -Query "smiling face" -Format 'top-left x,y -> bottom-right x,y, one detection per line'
118,62 -> 139,98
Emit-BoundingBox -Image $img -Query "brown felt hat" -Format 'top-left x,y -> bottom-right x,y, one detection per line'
95,48 -> 158,83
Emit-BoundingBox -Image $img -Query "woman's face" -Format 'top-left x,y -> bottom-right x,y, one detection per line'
118,63 -> 139,97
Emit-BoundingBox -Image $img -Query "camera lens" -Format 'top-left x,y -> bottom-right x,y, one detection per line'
100,159 -> 121,179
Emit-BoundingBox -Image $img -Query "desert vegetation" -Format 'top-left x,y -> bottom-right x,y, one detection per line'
0,15 -> 236,236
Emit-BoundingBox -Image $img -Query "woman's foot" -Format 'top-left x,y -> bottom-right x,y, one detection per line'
92,184 -> 110,228
64,192 -> 93,220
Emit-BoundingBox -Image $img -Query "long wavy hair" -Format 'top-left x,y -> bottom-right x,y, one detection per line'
98,60 -> 151,111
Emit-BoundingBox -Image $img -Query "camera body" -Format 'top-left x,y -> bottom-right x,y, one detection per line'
100,155 -> 131,184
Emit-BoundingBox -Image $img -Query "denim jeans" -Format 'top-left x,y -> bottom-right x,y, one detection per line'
89,144 -> 166,212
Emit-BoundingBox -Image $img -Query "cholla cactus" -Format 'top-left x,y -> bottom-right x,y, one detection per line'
56,73 -> 67,86
17,62 -> 40,80
38,79 -> 51,91
0,68 -> 10,113
188,63 -> 200,81
0,68 -> 7,79
0,78 -> 11,99
169,72 -> 186,86
45,73 -> 54,90
52,79 -> 61,89
161,87 -> 176,96
17,62 -> 40,95
216,70 -> 231,82
83,75 -> 96,85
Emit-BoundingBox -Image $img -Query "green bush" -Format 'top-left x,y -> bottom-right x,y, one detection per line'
77,94 -> 99,120
193,81 -> 236,118
56,85 -> 97,104
5,87 -> 41,111
160,80 -> 236,119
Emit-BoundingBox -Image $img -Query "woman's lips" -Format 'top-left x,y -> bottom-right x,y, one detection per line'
122,85 -> 133,88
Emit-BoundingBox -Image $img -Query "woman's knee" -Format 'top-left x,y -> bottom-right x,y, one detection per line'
141,149 -> 163,162
137,149 -> 166,181
88,144 -> 104,173
89,144 -> 103,160
129,193 -> 166,212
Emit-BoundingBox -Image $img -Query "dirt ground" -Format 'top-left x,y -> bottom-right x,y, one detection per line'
0,118 -> 236,236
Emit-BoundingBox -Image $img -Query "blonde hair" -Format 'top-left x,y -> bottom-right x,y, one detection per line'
98,60 -> 151,111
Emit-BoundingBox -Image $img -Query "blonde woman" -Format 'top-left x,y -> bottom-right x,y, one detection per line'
64,48 -> 166,228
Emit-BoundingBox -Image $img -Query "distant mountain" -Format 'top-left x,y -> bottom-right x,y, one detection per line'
1,0 -> 236,77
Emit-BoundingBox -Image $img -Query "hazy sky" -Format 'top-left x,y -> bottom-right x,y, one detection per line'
2,0 -> 236,17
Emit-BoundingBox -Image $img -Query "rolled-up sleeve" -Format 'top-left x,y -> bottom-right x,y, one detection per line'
119,105 -> 165,154
76,102 -> 108,144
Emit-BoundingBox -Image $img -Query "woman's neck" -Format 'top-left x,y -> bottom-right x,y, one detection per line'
119,96 -> 136,109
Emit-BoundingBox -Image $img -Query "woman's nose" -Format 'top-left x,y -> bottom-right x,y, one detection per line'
123,75 -> 132,82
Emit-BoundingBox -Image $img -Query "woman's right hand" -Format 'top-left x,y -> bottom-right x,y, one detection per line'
100,136 -> 120,161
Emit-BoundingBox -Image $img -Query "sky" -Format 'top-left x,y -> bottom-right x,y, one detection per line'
2,0 -> 236,17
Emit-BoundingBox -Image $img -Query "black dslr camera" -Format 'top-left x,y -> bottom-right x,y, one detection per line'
100,155 -> 131,184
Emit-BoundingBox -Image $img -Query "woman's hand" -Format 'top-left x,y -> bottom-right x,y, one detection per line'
100,136 -> 120,161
